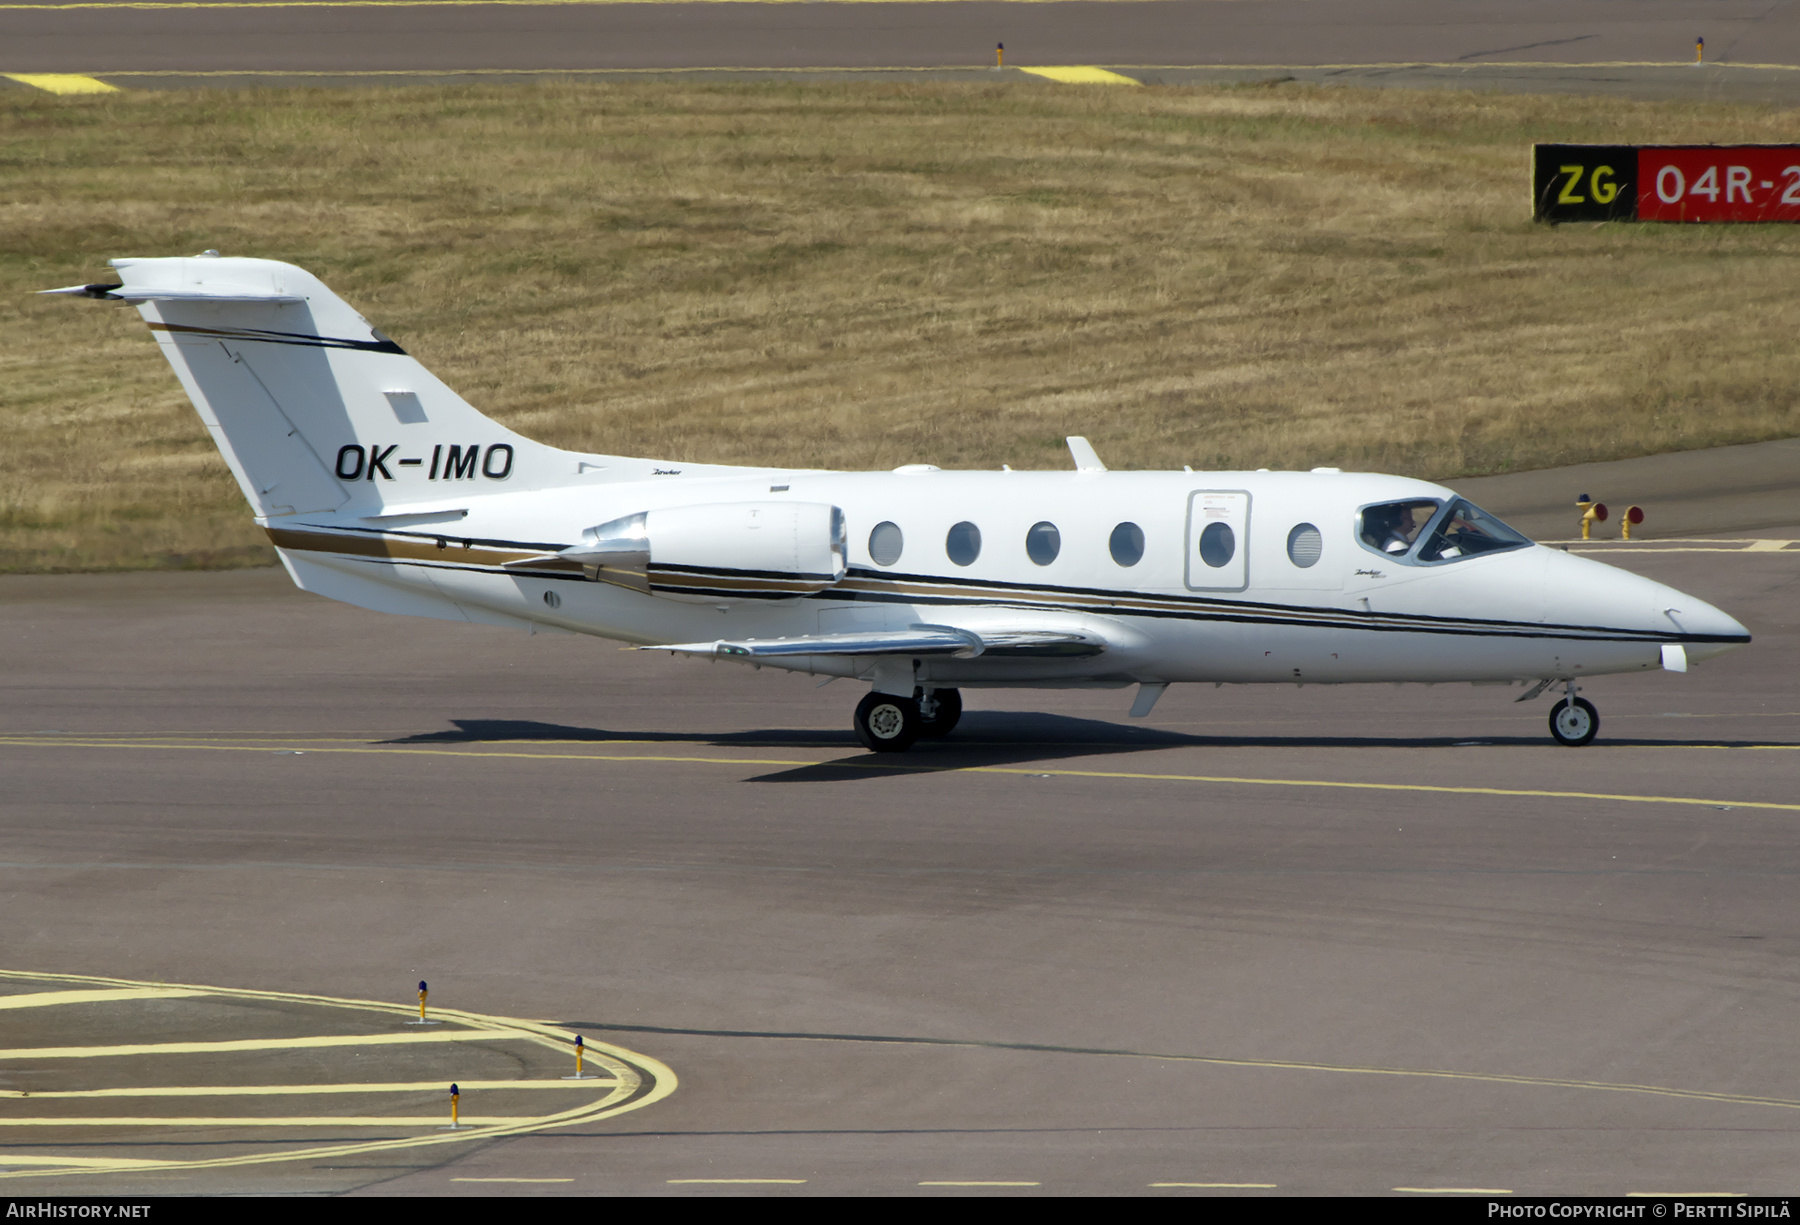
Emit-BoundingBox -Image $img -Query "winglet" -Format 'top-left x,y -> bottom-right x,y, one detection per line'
1066,436 -> 1106,472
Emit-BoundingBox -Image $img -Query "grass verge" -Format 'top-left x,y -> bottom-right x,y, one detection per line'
5,79 -> 1800,572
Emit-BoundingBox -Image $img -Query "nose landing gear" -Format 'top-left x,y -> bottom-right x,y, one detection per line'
1548,680 -> 1599,747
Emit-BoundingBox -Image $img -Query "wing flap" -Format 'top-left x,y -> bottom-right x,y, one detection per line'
648,626 -> 983,660
644,623 -> 1108,661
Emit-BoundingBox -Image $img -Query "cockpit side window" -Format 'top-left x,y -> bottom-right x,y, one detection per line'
1416,499 -> 1532,563
1358,499 -> 1440,559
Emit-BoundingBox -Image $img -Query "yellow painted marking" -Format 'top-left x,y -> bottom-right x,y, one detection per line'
0,0 -> 1253,7
1546,537 -> 1794,545
0,988 -> 203,1010
1627,1192 -> 1743,1198
668,1178 -> 809,1184
0,1080 -> 614,1098
2,735 -> 1796,813
1571,547 -> 1797,555
1,73 -> 117,94
1019,66 -> 1140,85
0,1156 -> 165,1169
0,1029 -> 521,1060
0,968 -> 676,1182
0,1116 -> 538,1127
453,1177 -> 574,1182
1150,1182 -> 1277,1188
920,1181 -> 1041,1186
1396,1187 -> 1513,1194
1746,540 -> 1791,552
971,766 -> 1800,812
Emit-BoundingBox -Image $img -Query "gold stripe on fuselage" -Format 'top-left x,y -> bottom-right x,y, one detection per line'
263,525 -> 1659,642
263,526 -> 582,574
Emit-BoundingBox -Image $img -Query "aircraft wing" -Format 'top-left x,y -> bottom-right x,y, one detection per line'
645,622 -> 1107,661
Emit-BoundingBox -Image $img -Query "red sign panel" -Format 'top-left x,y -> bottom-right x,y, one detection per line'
1636,146 -> 1800,222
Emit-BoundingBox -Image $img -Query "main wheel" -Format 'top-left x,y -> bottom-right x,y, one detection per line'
1549,696 -> 1599,747
854,691 -> 922,753
916,687 -> 963,739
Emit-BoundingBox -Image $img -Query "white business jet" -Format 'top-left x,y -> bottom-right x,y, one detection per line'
48,255 -> 1749,751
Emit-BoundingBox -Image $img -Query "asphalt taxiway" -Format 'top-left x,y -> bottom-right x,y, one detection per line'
11,0 -> 1800,103
0,523 -> 1796,1194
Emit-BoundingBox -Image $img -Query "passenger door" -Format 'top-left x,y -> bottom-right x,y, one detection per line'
1185,490 -> 1250,592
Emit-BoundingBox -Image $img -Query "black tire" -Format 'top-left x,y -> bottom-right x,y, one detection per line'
1548,696 -> 1599,747
854,691 -> 921,753
915,687 -> 962,739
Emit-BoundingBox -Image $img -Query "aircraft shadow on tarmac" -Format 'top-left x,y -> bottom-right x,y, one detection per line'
382,716 -> 1796,780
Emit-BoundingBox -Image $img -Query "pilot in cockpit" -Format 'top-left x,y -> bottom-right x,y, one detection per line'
1362,501 -> 1435,556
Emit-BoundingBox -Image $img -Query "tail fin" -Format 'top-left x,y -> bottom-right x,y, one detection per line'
46,255 -> 572,519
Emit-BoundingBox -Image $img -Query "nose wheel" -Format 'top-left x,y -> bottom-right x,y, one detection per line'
1549,695 -> 1599,747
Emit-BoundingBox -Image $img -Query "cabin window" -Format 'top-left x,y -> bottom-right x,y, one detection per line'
1198,521 -> 1236,568
1416,500 -> 1531,563
1109,522 -> 1144,567
869,521 -> 904,566
1025,521 -> 1060,566
1286,523 -> 1322,568
1358,499 -> 1440,559
946,521 -> 982,567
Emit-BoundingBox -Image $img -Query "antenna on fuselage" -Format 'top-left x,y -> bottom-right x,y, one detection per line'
1066,437 -> 1106,472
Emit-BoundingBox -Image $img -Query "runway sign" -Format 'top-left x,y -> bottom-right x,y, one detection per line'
1534,144 -> 1800,223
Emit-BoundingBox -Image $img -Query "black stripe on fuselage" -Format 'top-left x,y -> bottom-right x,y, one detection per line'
281,532 -> 1747,646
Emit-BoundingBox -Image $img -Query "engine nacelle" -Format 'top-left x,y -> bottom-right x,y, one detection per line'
570,501 -> 846,603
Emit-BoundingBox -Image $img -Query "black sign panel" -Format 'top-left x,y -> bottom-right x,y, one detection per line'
1532,145 -> 1638,222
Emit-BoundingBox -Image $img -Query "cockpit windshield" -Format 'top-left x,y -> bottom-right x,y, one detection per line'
1359,499 -> 1439,556
1415,499 -> 1532,562
1359,498 -> 1532,564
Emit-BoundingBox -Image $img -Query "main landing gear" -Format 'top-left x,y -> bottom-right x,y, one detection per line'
853,687 -> 962,753
1548,680 -> 1599,747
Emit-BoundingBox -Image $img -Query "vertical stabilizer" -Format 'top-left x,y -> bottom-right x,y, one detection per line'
48,255 -> 576,519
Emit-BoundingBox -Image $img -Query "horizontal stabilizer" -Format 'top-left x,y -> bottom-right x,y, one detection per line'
40,282 -> 303,304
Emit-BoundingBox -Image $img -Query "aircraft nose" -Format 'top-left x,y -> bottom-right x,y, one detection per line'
1662,593 -> 1751,662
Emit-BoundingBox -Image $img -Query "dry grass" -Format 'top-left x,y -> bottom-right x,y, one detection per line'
5,79 -> 1800,572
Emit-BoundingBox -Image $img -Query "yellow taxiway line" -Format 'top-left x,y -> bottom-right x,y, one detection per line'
0,1116 -> 543,1127
0,968 -> 676,1181
0,988 -> 205,1010
920,1180 -> 1041,1186
0,1156 -> 171,1169
1,0 -> 1314,8
1150,1182 -> 1277,1188
0,1080 -> 616,1098
2,734 -> 1796,813
668,1178 -> 809,1184
0,1030 -> 524,1060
